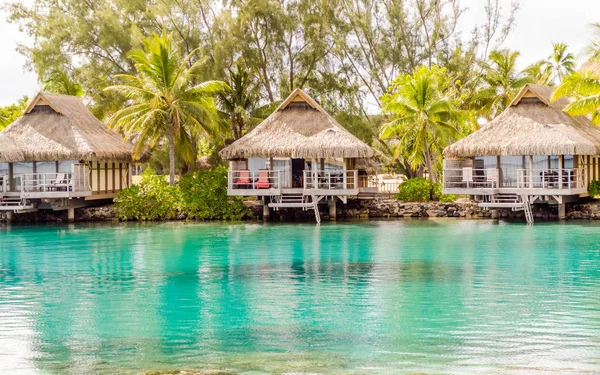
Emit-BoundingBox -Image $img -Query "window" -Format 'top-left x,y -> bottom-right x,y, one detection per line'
564,155 -> 574,169
58,160 -> 78,173
500,156 -> 523,187
36,162 -> 56,174
474,156 -> 497,169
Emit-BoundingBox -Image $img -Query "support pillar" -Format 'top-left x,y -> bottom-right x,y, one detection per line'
328,198 -> 337,221
67,207 -> 75,223
491,209 -> 499,219
5,211 -> 13,223
262,200 -> 270,222
558,203 -> 566,220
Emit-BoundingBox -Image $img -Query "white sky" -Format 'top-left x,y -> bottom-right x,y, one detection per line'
0,0 -> 600,106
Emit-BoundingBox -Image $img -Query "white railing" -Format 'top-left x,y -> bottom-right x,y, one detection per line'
228,170 -> 281,190
18,164 -> 91,193
517,168 -> 585,189
443,168 -> 499,189
303,170 -> 358,190
368,180 -> 401,193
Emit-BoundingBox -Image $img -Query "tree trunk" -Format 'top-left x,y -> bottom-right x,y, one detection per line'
424,145 -> 438,184
168,117 -> 176,186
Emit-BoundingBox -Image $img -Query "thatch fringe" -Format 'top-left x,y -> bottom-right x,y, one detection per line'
444,84 -> 600,158
219,89 -> 374,160
0,93 -> 135,163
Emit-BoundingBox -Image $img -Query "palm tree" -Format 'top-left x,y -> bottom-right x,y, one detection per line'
552,70 -> 600,123
218,60 -> 276,140
106,32 -> 228,185
42,69 -> 84,96
475,49 -> 532,119
379,65 -> 463,183
542,43 -> 576,84
524,61 -> 552,86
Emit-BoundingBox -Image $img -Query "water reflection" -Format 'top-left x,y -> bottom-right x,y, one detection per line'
0,221 -> 599,374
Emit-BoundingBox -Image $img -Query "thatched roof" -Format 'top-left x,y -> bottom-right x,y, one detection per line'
219,89 -> 374,159
0,92 -> 135,163
444,84 -> 600,158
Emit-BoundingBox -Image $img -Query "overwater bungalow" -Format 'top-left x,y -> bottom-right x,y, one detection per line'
219,89 -> 375,222
0,92 -> 136,220
442,84 -> 600,223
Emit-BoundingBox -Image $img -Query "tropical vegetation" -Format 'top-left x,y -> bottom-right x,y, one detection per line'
3,0 -> 600,189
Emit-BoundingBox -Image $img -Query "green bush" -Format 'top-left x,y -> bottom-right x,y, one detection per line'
179,167 -> 248,220
395,178 -> 434,202
114,167 -> 248,221
589,180 -> 600,197
433,183 -> 456,203
395,177 -> 456,202
114,170 -> 181,221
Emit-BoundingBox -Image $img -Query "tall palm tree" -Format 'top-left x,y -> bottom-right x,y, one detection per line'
218,60 -> 277,140
380,66 -> 462,183
106,32 -> 227,185
475,49 -> 532,119
542,42 -> 576,84
42,69 -> 84,96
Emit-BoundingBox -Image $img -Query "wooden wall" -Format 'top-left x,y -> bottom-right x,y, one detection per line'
90,161 -> 131,196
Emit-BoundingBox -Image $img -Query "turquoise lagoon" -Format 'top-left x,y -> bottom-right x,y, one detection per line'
1,220 -> 600,374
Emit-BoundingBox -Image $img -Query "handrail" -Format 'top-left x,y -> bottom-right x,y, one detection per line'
517,168 -> 585,189
303,170 -> 358,190
228,170 -> 281,190
16,164 -> 92,193
443,168 -> 499,189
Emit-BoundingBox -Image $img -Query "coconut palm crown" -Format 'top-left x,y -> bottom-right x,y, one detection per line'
106,32 -> 228,185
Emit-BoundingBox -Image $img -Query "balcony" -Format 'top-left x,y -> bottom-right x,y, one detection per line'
8,164 -> 92,199
228,170 -> 282,196
227,169 -> 360,196
443,167 -> 587,195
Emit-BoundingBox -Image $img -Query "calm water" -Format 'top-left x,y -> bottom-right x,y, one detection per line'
1,220 -> 600,375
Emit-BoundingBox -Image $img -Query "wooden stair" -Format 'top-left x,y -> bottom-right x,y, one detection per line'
269,193 -> 321,223
478,193 -> 534,224
0,197 -> 35,212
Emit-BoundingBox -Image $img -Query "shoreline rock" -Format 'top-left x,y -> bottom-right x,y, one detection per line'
1,198 -> 600,223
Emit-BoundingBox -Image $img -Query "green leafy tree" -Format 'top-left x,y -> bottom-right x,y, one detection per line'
380,65 -> 463,183
106,32 -> 227,185
42,69 -> 84,96
0,96 -> 29,130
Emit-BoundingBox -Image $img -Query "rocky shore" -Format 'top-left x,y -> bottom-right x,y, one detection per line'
2,198 -> 600,223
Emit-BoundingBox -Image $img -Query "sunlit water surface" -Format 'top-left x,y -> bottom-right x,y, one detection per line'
1,220 -> 600,375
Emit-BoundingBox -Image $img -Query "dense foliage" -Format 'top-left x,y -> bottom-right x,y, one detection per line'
0,96 -> 28,130
589,180 -> 600,198
114,168 -> 247,221
113,172 -> 181,220
395,178 -> 455,203
5,0 -> 600,180
179,167 -> 247,220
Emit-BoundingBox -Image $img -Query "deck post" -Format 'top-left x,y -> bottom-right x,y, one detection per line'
328,198 -> 337,220
558,155 -> 563,189
67,207 -> 75,222
529,155 -> 534,188
558,203 -> 566,220
262,200 -> 270,221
